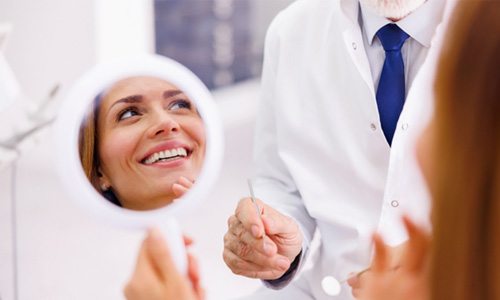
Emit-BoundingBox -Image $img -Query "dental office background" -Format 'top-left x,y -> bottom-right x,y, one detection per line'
0,0 -> 295,299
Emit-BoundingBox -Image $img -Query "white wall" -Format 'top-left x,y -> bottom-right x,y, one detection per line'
94,0 -> 155,62
0,0 -> 96,101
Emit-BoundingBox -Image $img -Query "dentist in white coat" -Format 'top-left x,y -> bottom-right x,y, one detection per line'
223,0 -> 455,299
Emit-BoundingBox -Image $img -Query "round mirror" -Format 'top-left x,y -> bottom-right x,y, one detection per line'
54,54 -> 223,271
79,75 -> 206,211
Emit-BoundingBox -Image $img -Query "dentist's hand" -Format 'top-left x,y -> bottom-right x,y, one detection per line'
124,229 -> 204,300
223,198 -> 303,280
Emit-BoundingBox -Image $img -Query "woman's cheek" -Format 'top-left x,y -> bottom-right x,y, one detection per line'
102,129 -> 141,165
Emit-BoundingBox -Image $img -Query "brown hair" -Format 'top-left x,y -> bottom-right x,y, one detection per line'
79,97 -> 102,193
430,1 -> 500,299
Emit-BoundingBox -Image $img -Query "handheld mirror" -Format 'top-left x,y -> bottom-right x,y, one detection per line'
54,54 -> 223,272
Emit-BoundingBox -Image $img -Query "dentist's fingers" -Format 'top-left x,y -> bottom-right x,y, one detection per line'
227,215 -> 277,256
261,210 -> 303,262
224,229 -> 285,266
222,247 -> 291,280
235,198 -> 266,238
225,198 -> 302,280
261,209 -> 298,236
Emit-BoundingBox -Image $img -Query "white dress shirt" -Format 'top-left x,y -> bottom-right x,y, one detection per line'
360,0 -> 446,94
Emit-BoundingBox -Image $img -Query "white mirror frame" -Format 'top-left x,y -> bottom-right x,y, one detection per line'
53,54 -> 224,229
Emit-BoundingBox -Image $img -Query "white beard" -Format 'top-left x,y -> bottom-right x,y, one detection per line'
360,0 -> 426,20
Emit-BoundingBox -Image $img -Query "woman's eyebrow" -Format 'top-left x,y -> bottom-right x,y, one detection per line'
163,90 -> 182,99
109,95 -> 143,110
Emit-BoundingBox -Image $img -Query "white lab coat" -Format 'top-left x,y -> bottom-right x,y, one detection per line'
252,0 -> 456,299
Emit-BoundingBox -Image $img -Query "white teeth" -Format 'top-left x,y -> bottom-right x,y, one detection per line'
143,147 -> 189,165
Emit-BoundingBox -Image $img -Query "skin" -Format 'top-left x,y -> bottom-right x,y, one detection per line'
359,0 -> 427,21
97,76 -> 205,210
223,198 -> 303,279
124,229 -> 204,300
347,242 -> 409,297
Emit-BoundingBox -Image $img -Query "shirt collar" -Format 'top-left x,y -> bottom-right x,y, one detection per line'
359,0 -> 446,48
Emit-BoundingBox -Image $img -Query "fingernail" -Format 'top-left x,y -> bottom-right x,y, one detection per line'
277,258 -> 290,271
251,225 -> 260,238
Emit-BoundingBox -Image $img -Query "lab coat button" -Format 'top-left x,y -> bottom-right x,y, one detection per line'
391,200 -> 399,207
402,123 -> 409,130
370,123 -> 377,131
352,42 -> 357,50
322,276 -> 342,296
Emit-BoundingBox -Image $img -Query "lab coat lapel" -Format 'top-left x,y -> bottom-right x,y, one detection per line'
339,0 -> 375,99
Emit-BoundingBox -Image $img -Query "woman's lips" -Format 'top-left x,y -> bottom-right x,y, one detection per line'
142,147 -> 189,165
140,141 -> 192,164
143,154 -> 190,169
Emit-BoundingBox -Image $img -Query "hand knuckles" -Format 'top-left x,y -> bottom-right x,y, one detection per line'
235,227 -> 245,240
232,266 -> 245,276
237,241 -> 253,258
227,215 -> 237,227
223,232 -> 231,245
248,271 -> 260,279
225,235 -> 241,253
223,249 -> 239,266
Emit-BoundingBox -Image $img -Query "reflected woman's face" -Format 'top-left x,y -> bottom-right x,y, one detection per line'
97,76 -> 205,210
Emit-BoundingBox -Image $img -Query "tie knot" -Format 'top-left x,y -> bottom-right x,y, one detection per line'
376,24 -> 410,52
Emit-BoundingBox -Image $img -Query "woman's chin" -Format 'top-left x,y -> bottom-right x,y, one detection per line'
121,196 -> 175,211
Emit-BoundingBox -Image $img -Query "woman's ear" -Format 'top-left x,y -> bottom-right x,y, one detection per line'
97,167 -> 111,191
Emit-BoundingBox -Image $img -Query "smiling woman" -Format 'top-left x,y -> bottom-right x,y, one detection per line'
79,76 -> 206,211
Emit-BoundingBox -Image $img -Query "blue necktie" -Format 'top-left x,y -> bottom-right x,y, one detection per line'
376,24 -> 410,145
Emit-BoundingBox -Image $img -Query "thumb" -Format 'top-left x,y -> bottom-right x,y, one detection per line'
146,228 -> 182,281
261,208 -> 297,236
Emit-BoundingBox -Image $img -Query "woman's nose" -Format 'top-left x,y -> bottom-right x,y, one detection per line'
146,112 -> 180,138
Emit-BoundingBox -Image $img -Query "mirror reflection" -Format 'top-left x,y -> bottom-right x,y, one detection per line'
79,76 -> 206,211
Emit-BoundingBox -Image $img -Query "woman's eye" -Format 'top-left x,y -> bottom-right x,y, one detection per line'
118,108 -> 140,121
169,100 -> 191,111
